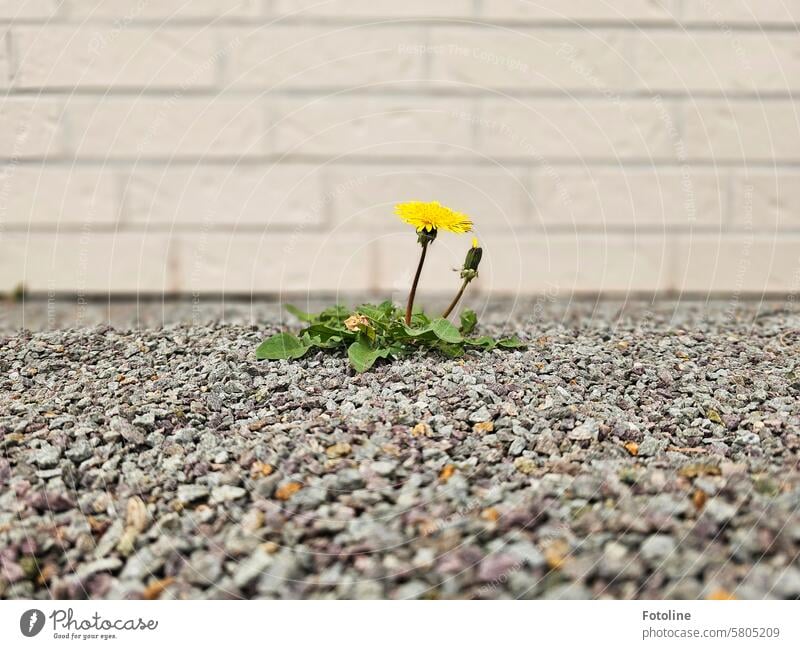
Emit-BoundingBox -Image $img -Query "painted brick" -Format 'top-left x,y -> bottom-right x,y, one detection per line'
0,98 -> 65,157
225,26 -> 425,89
636,33 -> 800,93
123,165 -> 325,227
681,0 -> 800,24
472,233 -> 672,294
326,165 -> 531,232
270,97 -> 475,158
672,234 -> 800,293
0,166 -> 117,225
64,0 -> 261,19
473,98 -> 678,159
271,0 -> 474,18
13,27 -> 217,89
531,167 -> 726,227
0,232 -> 175,292
428,27 -> 633,90
729,172 -> 800,229
682,100 -> 800,161
173,233 -> 374,294
481,0 -> 678,22
0,0 -> 56,20
66,98 -> 264,158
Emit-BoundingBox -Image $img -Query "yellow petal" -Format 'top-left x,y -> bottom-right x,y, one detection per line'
394,201 -> 473,234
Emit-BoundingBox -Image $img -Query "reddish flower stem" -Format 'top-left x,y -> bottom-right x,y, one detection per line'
405,239 -> 429,326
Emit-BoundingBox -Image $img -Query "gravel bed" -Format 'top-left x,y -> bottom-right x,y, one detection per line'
1,299 -> 799,600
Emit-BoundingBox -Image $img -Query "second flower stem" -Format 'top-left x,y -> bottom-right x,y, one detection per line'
405,239 -> 429,325
442,277 -> 469,319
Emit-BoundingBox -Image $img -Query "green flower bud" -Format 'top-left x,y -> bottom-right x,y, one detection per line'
461,238 -> 482,279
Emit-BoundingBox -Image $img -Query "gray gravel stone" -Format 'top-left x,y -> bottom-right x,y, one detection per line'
569,419 -> 599,442
33,443 -> 61,469
211,486 -> 247,503
641,535 -> 677,563
110,417 -> 145,445
371,461 -> 397,476
177,485 -> 210,503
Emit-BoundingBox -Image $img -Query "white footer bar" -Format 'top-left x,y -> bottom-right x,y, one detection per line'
1,600 -> 796,648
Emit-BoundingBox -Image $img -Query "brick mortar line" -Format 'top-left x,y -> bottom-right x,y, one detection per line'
4,157 -> 800,168
2,18 -> 800,31
4,226 -> 799,236
5,88 -> 800,100
9,291 -> 796,301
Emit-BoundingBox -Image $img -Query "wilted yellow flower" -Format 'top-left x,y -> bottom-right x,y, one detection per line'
395,201 -> 473,234
344,313 -> 370,332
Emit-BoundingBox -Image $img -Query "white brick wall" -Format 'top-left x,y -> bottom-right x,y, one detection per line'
2,0 -> 799,297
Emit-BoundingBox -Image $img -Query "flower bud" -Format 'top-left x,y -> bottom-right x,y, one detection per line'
461,238 -> 482,279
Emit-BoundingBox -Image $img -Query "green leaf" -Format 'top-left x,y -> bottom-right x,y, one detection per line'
465,336 -> 496,350
347,339 -> 390,373
358,302 -> 398,323
305,332 -> 343,349
318,305 -> 350,322
284,304 -> 316,323
430,318 -> 463,344
256,333 -> 310,360
400,326 -> 435,341
387,344 -> 407,358
438,342 -> 466,358
306,323 -> 350,342
409,311 -> 431,328
459,309 -> 478,335
497,336 -> 527,349
377,300 -> 401,316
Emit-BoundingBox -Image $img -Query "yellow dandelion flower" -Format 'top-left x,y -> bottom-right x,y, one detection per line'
395,201 -> 473,234
471,237 -> 479,249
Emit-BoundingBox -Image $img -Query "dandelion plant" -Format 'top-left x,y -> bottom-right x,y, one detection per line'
256,201 -> 525,372
394,201 -> 474,324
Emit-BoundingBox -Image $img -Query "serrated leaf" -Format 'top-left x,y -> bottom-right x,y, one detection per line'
284,304 -> 316,323
256,333 -> 310,360
459,309 -> 478,335
347,339 -> 390,373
